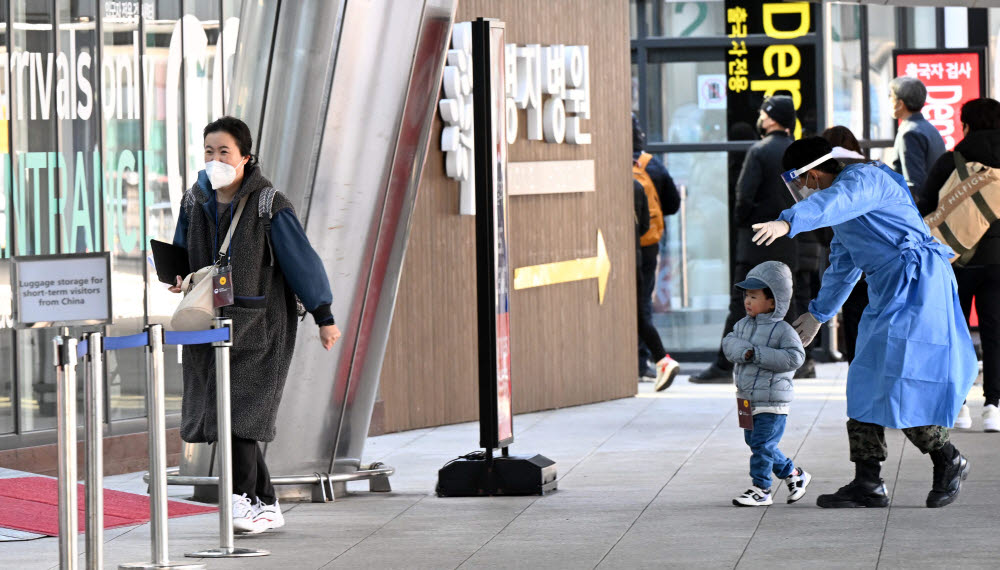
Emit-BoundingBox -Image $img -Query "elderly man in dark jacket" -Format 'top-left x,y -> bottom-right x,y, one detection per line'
692,95 -> 803,383
890,76 -> 946,195
918,97 -> 1000,433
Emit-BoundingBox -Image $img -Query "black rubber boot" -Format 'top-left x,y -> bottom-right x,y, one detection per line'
926,443 -> 969,508
816,460 -> 890,508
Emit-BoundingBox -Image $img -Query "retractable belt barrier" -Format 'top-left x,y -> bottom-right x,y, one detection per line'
55,317 -> 267,570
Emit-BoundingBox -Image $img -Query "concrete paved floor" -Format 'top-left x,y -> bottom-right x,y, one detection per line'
2,362 -> 999,569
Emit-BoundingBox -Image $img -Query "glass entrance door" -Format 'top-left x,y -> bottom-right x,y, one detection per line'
636,47 -> 736,354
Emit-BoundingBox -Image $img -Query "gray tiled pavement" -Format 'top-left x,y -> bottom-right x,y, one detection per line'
2,362 -> 999,569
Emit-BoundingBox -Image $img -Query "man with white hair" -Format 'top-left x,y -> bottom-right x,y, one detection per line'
889,76 -> 946,195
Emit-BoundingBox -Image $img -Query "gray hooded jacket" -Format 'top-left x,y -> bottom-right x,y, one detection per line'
722,261 -> 805,415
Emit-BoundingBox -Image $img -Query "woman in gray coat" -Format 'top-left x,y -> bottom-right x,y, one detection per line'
170,116 -> 340,533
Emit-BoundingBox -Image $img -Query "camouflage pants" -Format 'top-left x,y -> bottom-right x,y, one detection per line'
847,419 -> 950,462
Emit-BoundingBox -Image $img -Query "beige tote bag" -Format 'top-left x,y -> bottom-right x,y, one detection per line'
924,151 -> 1000,265
171,196 -> 248,331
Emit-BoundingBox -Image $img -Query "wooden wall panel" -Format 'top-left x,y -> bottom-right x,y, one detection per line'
377,0 -> 633,435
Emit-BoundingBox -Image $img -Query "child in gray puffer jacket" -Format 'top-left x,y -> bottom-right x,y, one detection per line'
723,260 -> 812,507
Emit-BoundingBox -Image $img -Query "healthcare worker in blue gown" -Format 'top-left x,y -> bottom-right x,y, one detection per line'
751,136 -> 977,509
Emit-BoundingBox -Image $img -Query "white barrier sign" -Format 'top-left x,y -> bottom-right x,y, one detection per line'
12,253 -> 112,327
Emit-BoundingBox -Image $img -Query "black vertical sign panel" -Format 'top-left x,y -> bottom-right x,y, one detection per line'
472,18 -> 513,450
723,1 -> 819,138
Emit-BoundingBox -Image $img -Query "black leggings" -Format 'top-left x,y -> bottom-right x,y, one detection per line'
232,436 -> 276,505
955,265 -> 1000,407
637,245 -> 667,363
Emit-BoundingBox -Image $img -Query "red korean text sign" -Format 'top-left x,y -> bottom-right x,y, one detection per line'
894,50 -> 985,150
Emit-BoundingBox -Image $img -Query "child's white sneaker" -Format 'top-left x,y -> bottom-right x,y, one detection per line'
733,486 -> 772,507
253,499 -> 285,531
955,404 -> 972,429
784,467 -> 812,503
983,404 -> 1000,433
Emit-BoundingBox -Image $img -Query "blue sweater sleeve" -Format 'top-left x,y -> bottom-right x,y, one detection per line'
172,202 -> 189,248
270,208 -> 335,326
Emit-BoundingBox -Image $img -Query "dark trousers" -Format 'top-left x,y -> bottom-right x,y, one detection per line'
955,265 -> 1000,406
638,245 -> 667,368
232,436 -> 276,505
846,419 -> 949,462
840,278 -> 869,364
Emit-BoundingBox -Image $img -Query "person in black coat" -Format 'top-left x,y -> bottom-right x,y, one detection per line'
822,126 -> 866,365
171,116 -> 341,534
691,96 -> 800,383
917,97 -> 1000,431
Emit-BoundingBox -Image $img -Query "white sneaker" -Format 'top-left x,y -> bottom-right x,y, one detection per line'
955,405 -> 972,429
654,356 -> 680,392
732,486 -> 772,507
232,493 -> 265,534
983,404 -> 1000,433
784,467 -> 812,503
253,499 -> 285,530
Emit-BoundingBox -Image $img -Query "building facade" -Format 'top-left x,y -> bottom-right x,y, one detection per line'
1,0 -> 636,471
4,0 -> 999,471
1,1 -> 244,469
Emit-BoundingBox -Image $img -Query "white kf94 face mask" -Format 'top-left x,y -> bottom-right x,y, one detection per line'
205,160 -> 242,189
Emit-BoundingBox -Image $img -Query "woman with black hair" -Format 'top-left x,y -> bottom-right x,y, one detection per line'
919,97 -> 1000,432
751,136 -> 976,509
170,116 -> 341,533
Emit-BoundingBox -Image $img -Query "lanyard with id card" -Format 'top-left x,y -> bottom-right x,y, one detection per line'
213,195 -> 249,309
737,398 -> 754,429
213,264 -> 234,308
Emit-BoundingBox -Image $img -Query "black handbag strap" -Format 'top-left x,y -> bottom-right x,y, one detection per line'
954,151 -> 970,181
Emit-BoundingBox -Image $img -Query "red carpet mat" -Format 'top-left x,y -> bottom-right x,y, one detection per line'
0,477 -> 216,536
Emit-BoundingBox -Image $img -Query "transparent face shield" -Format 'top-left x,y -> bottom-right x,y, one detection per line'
780,152 -> 835,202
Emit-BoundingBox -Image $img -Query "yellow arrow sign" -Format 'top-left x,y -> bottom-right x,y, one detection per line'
512,230 -> 611,304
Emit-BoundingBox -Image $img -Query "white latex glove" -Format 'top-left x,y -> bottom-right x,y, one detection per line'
751,220 -> 791,246
793,312 -> 822,347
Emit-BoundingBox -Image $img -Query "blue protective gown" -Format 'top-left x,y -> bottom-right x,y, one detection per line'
777,162 -> 977,429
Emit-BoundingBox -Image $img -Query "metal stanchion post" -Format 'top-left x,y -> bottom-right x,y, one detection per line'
85,332 -> 104,570
55,335 -> 79,570
120,325 -> 204,569
187,317 -> 268,558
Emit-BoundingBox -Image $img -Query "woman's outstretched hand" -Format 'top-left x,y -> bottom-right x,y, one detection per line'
320,324 -> 341,350
168,275 -> 183,293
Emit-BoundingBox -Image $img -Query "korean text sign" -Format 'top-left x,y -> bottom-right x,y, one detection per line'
724,1 -> 819,139
894,50 -> 985,150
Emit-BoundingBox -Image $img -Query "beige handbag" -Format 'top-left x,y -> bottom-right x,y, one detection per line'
924,151 -> 1000,265
171,196 -> 248,331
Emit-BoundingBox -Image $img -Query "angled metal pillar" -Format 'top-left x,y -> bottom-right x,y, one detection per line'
178,0 -> 458,499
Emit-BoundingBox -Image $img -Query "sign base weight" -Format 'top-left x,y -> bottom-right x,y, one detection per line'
436,454 -> 557,497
